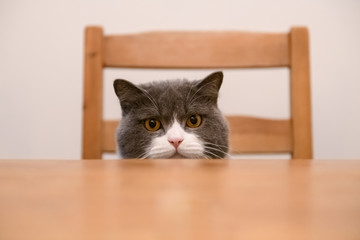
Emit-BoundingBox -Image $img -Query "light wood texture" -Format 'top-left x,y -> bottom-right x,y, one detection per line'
0,159 -> 359,240
82,26 -> 104,159
104,31 -> 290,68
226,116 -> 292,153
102,120 -> 118,152
82,26 -> 313,159
290,27 -> 313,158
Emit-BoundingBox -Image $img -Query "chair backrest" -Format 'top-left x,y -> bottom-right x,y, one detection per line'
82,26 -> 312,159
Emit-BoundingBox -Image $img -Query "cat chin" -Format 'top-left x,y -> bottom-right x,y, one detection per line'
147,151 -> 199,159
147,148 -> 203,159
150,154 -> 202,159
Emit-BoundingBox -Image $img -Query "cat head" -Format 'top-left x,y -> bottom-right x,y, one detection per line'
113,71 -> 229,159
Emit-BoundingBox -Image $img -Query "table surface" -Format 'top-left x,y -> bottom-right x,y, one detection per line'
0,159 -> 359,240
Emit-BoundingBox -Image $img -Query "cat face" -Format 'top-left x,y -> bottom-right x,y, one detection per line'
113,71 -> 229,159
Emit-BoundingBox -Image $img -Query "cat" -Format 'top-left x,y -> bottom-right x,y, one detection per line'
113,71 -> 229,159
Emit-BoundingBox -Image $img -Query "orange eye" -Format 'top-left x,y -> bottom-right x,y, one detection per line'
144,119 -> 161,131
186,114 -> 202,128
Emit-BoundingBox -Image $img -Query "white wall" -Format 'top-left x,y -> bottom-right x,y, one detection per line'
1,0 -> 359,159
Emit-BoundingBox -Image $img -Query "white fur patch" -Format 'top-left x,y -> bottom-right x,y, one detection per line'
147,119 -> 204,158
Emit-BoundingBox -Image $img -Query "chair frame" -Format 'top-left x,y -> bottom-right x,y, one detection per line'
82,26 -> 312,159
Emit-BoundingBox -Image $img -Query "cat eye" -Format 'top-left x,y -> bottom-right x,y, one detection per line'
186,114 -> 202,128
144,118 -> 161,131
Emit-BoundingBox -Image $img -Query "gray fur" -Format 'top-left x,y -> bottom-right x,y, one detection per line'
113,71 -> 229,159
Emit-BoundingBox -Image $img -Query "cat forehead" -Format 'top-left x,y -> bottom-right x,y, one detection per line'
140,80 -> 196,113
131,80 -> 211,120
139,79 -> 196,96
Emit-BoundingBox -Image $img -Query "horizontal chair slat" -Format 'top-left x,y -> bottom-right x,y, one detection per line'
104,31 -> 290,68
102,116 -> 292,155
227,116 -> 292,153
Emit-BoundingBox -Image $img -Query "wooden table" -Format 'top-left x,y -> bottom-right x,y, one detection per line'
0,159 -> 359,240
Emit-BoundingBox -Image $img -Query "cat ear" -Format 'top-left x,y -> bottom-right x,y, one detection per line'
195,71 -> 223,102
113,79 -> 145,114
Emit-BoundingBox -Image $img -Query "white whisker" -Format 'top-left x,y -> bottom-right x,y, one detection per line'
148,148 -> 175,158
204,146 -> 232,158
136,151 -> 151,159
203,141 -> 229,149
203,150 -> 224,159
200,154 -> 211,159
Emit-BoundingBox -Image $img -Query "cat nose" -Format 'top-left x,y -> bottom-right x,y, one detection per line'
168,138 -> 183,149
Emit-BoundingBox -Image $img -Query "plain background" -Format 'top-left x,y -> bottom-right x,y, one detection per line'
0,0 -> 359,159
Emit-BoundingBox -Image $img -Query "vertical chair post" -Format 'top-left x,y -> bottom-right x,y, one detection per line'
82,26 -> 104,159
290,27 -> 313,158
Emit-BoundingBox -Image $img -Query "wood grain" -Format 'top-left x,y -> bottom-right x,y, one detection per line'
82,26 -> 104,159
226,116 -> 292,153
102,120 -> 118,152
104,31 -> 290,68
0,159 -> 359,240
290,27 -> 313,158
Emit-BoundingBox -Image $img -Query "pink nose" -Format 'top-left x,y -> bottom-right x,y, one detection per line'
168,138 -> 183,149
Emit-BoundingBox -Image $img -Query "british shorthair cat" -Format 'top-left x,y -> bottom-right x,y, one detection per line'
113,71 -> 229,159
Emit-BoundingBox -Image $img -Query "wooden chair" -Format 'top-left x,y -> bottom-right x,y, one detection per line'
82,26 -> 312,159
